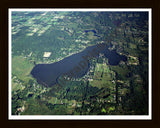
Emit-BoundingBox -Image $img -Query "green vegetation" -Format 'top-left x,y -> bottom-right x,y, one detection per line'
12,56 -> 34,81
11,11 -> 149,115
87,31 -> 98,40
90,63 -> 114,89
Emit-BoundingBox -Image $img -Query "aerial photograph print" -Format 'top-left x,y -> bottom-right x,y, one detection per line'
9,9 -> 151,119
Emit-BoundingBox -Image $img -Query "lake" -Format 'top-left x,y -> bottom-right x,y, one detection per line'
31,43 -> 127,87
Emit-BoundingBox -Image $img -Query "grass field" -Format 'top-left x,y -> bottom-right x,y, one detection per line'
89,63 -> 114,89
87,32 -> 98,40
12,56 -> 34,83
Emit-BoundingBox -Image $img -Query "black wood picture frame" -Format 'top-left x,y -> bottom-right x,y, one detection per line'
0,0 -> 159,128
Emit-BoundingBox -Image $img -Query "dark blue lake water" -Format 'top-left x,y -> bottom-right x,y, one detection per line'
31,43 -> 127,87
